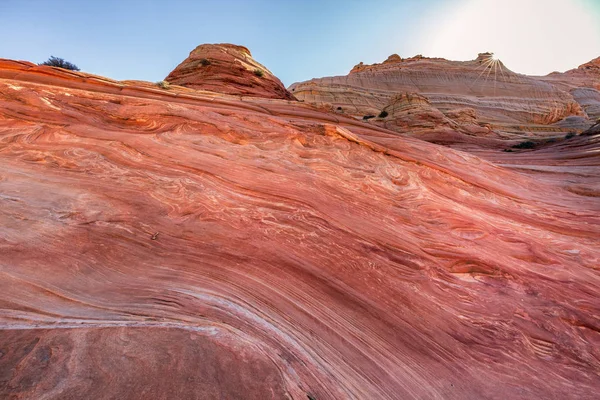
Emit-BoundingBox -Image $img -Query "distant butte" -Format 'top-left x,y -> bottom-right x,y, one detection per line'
165,43 -> 296,100
290,52 -> 599,149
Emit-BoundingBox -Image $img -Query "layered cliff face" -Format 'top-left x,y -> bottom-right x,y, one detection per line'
373,92 -> 497,146
1,54 -> 600,400
543,57 -> 600,90
165,43 -> 295,100
290,53 -> 593,144
540,57 -> 600,122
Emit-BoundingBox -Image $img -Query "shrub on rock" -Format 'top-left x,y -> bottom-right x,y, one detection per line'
39,56 -> 80,71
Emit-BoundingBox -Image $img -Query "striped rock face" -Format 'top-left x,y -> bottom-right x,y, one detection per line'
289,53 -> 599,147
0,57 -> 599,399
165,43 -> 296,101
541,57 -> 600,123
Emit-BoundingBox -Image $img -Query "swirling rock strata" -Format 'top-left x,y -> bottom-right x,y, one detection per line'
541,57 -> 600,121
165,43 -> 295,100
0,58 -> 599,399
290,53 -> 595,142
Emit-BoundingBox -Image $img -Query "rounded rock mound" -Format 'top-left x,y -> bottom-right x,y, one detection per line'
165,43 -> 295,100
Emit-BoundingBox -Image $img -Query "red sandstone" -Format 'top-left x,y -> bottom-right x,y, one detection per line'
165,43 -> 295,100
0,50 -> 599,399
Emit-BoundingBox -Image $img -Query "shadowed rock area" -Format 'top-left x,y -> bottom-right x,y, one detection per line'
0,327 -> 287,399
0,49 -> 599,399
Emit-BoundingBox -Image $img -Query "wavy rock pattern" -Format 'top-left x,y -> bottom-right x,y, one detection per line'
290,53 -> 594,142
541,57 -> 600,122
165,43 -> 295,100
1,59 -> 599,399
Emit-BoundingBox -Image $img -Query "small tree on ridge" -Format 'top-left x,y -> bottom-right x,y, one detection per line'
39,56 -> 80,71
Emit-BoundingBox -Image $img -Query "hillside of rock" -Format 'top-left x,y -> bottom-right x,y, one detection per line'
290,53 -> 596,145
0,54 -> 599,399
165,43 -> 295,100
540,57 -> 600,122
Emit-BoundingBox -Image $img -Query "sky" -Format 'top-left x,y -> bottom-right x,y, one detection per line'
1,0 -> 599,86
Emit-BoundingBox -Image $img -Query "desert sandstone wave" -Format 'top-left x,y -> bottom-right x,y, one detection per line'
0,47 -> 599,399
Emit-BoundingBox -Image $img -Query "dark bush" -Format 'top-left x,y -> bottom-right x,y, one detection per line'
362,115 -> 375,120
39,56 -> 80,71
200,58 -> 211,66
253,69 -> 264,77
565,132 -> 576,139
156,80 -> 171,89
337,106 -> 342,110
378,110 -> 389,118
512,141 -> 536,149
503,148 -> 513,152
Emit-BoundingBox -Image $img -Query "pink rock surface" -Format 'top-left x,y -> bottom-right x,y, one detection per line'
0,57 -> 599,399
1,327 -> 287,399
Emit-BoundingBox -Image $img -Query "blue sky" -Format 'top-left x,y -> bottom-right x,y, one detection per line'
1,0 -> 599,86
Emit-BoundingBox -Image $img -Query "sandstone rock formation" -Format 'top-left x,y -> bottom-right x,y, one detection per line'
543,57 -> 600,90
290,53 -> 595,146
376,93 -> 494,145
0,55 -> 599,399
165,43 -> 295,100
540,57 -> 600,122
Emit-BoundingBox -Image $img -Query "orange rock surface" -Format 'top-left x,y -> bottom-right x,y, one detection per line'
0,55 -> 599,399
165,43 -> 295,100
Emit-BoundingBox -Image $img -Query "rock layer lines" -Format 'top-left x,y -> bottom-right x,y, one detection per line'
290,53 -> 597,143
165,43 -> 295,100
0,57 -> 599,399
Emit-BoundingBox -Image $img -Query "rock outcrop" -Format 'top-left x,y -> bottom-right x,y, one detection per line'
543,57 -> 600,90
540,57 -> 600,122
375,93 -> 495,145
0,55 -> 599,399
165,43 -> 295,100
290,53 -> 593,145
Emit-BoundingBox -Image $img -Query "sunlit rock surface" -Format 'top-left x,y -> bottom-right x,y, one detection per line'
289,53 -> 596,144
1,58 -> 599,399
165,43 -> 295,100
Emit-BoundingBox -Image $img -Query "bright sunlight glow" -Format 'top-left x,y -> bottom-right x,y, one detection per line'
420,0 -> 600,75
